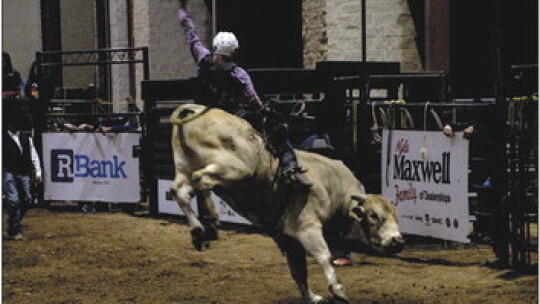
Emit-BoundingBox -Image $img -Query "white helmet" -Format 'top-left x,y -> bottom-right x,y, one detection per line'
212,32 -> 239,57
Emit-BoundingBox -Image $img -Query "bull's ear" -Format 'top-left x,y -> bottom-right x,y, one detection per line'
349,195 -> 367,222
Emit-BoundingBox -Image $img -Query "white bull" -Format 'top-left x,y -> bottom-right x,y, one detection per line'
170,104 -> 404,303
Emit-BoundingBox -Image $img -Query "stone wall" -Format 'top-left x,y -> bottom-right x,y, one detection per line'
2,0 -> 422,90
131,0 -> 422,81
110,0 -> 131,112
60,0 -> 96,89
130,0 -> 209,107
326,0 -> 363,62
132,0 -> 151,108
364,0 -> 421,71
144,0 -> 209,80
302,0 -> 327,68
107,0 -> 209,109
2,0 -> 42,83
5,1 -> 101,97
303,0 -> 422,71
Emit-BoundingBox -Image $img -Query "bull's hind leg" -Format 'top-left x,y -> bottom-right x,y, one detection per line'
196,190 -> 219,241
189,162 -> 251,248
191,164 -> 221,191
171,173 -> 208,251
191,162 -> 252,191
295,226 -> 349,303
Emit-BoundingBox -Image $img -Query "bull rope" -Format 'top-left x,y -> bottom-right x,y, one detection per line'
256,109 -> 306,233
170,105 -> 211,125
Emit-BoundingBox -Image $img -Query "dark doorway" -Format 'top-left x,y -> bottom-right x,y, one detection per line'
407,0 -> 425,69
450,1 -> 497,98
40,0 -> 63,90
500,0 -> 538,66
450,0 -> 538,98
96,0 -> 112,103
215,0 -> 303,69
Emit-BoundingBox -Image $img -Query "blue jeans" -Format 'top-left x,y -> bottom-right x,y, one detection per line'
3,171 -> 31,236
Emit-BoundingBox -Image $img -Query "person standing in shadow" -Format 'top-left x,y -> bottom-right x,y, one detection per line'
3,104 -> 43,240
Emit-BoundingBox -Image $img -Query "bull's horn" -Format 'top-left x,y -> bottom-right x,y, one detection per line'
351,194 -> 366,204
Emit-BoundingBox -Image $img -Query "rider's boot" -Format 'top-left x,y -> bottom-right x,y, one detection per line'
283,163 -> 313,188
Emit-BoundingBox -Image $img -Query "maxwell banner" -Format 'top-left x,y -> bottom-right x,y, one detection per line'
381,130 -> 470,242
42,132 -> 141,203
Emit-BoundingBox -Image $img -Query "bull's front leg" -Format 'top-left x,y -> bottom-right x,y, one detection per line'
171,172 -> 208,251
275,235 -> 325,304
296,226 -> 349,304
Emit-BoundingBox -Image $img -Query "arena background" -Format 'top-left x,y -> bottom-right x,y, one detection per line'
2,0 -> 538,303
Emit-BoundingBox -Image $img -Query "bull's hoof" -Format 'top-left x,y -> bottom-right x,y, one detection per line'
307,295 -> 327,304
330,297 -> 349,304
329,284 -> 348,304
200,217 -> 219,241
308,298 -> 332,304
205,224 -> 219,241
191,227 -> 208,251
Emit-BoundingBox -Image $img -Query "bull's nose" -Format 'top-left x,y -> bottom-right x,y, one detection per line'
393,235 -> 405,245
389,236 -> 405,253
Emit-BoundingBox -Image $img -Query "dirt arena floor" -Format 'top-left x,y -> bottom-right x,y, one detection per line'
2,203 -> 538,304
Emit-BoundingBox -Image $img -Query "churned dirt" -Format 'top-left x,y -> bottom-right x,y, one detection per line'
2,203 -> 538,304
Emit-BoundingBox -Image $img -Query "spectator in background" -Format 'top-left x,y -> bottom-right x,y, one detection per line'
51,117 -> 95,132
3,52 -> 23,98
300,124 -> 335,158
24,61 -> 40,100
2,103 -> 42,240
97,98 -> 141,133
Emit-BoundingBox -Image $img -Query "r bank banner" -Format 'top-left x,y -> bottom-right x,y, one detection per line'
158,179 -> 252,225
381,130 -> 470,243
42,132 -> 141,202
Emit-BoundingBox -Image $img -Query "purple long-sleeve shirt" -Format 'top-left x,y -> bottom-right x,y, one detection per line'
178,8 -> 262,108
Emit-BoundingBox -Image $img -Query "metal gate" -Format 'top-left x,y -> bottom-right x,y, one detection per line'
496,64 -> 538,270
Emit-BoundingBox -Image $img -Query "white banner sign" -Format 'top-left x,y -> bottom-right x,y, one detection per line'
381,130 -> 470,242
42,132 -> 141,203
158,179 -> 252,225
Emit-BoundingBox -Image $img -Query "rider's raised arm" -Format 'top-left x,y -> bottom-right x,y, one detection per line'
232,67 -> 264,109
178,8 -> 211,65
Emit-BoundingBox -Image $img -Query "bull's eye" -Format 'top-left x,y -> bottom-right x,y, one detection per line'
369,213 -> 379,222
178,108 -> 195,119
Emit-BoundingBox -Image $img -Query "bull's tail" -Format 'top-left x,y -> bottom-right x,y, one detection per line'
170,104 -> 209,125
